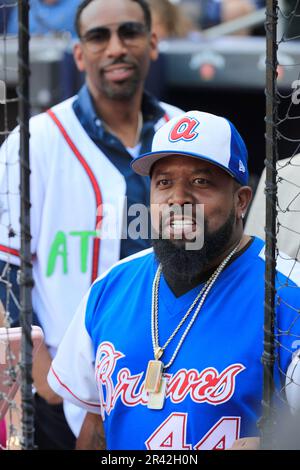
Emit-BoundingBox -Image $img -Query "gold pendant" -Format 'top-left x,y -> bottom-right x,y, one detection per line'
145,360 -> 164,393
148,377 -> 167,410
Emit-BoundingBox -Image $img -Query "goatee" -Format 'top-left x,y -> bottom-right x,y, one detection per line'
100,58 -> 141,100
152,208 -> 236,284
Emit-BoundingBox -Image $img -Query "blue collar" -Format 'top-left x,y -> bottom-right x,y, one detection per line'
73,84 -> 166,145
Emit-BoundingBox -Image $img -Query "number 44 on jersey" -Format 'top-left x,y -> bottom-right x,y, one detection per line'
146,413 -> 241,450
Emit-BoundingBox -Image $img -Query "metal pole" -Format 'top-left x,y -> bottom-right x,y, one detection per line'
18,0 -> 34,450
260,0 -> 278,450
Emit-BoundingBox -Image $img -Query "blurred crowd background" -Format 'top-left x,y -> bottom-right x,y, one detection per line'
1,0 -> 300,184
1,1 -> 267,38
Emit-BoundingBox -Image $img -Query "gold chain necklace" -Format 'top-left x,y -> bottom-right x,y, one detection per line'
145,242 -> 241,409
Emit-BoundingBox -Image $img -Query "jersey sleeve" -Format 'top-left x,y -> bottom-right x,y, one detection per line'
48,290 -> 102,415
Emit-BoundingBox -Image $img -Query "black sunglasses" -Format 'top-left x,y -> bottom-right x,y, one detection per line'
80,21 -> 148,49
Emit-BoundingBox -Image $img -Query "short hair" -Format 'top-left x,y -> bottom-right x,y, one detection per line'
75,0 -> 152,37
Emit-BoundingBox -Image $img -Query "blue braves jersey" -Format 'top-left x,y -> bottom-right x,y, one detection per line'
49,237 -> 300,450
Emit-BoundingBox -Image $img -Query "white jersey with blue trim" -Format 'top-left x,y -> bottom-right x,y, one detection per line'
49,237 -> 300,450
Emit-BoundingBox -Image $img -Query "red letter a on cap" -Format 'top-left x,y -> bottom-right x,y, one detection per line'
169,117 -> 199,142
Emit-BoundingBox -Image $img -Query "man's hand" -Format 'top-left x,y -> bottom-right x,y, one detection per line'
229,437 -> 260,450
33,341 -> 63,405
76,412 -> 106,450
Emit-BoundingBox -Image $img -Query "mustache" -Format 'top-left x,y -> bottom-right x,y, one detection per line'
158,204 -> 203,226
100,57 -> 137,70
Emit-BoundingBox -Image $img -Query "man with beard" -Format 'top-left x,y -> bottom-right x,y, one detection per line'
0,0 -> 182,449
48,111 -> 300,450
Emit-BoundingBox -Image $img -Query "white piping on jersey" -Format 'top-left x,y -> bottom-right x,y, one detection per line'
259,246 -> 300,287
49,364 -> 101,410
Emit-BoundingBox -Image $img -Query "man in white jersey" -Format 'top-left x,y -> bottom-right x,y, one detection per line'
0,0 -> 182,449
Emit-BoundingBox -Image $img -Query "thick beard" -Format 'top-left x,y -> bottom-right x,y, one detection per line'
152,208 -> 236,284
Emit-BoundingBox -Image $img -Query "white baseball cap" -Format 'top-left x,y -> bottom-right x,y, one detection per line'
131,110 -> 249,185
